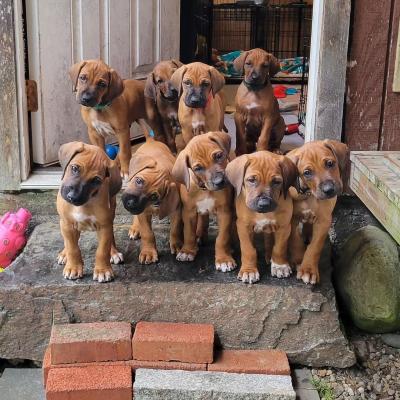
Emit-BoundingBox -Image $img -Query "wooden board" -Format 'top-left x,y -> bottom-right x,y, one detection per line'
350,151 -> 400,244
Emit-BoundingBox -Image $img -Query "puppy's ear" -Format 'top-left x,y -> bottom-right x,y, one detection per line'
225,155 -> 249,197
285,151 -> 300,192
106,161 -> 122,198
170,59 -> 184,69
69,61 -> 87,91
128,153 -> 157,180
209,67 -> 225,96
233,51 -> 249,74
158,181 -> 181,220
279,156 -> 298,198
209,131 -> 231,155
172,150 -> 191,190
170,65 -> 187,97
323,140 -> 349,176
102,69 -> 124,104
266,53 -> 281,77
58,141 -> 85,179
144,72 -> 157,101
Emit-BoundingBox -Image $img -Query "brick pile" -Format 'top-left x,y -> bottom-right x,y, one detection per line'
43,321 -> 291,399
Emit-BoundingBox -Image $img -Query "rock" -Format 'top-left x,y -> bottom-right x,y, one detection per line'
0,223 -> 355,367
381,334 -> 400,349
353,340 -> 369,362
0,368 -> 45,400
334,225 -> 400,333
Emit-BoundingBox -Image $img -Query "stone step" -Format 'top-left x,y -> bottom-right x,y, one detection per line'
0,222 -> 355,367
0,368 -> 45,400
134,368 -> 296,399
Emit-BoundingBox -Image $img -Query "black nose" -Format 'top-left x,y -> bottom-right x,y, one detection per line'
321,181 -> 335,197
81,93 -> 94,103
258,196 -> 271,208
212,173 -> 225,186
251,72 -> 259,80
67,191 -> 79,203
125,197 -> 139,210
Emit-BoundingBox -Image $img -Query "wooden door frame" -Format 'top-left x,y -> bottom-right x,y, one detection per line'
0,0 -> 351,191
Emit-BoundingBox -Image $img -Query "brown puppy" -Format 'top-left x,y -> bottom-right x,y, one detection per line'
121,139 -> 182,264
287,140 -> 348,284
171,62 -> 225,146
56,142 -> 122,282
234,48 -> 285,155
144,60 -> 183,153
69,59 -> 147,180
226,151 -> 297,283
172,131 -> 236,272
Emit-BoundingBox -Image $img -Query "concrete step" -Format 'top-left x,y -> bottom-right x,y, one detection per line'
134,368 -> 296,400
0,222 -> 355,368
0,368 -> 45,400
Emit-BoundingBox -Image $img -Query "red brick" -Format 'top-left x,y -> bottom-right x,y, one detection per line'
132,321 -> 214,363
46,365 -> 132,400
207,349 -> 290,375
50,322 -> 132,365
127,359 -> 207,371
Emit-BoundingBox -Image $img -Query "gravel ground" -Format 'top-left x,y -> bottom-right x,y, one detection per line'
311,330 -> 400,399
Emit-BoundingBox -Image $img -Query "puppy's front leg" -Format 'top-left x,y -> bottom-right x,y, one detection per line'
128,216 -> 141,240
138,211 -> 159,264
60,219 -> 83,279
297,218 -> 331,285
215,208 -> 236,272
163,120 -> 177,154
109,196 -> 124,265
237,220 -> 259,283
270,223 -> 292,279
115,128 -> 131,181
88,126 -> 105,149
93,225 -> 114,283
257,120 -> 273,152
289,218 -> 306,268
170,210 -> 183,255
176,206 -> 198,262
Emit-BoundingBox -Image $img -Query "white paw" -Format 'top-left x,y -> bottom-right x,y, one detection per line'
110,252 -> 124,264
238,271 -> 260,284
176,252 -> 195,262
296,268 -> 317,285
93,269 -> 114,283
215,261 -> 237,272
271,261 -> 292,278
128,230 -> 140,240
57,254 -> 67,265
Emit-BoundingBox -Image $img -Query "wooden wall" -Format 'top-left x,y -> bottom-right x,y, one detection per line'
344,0 -> 400,151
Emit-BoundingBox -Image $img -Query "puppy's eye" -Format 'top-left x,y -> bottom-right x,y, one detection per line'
149,193 -> 158,202
303,169 -> 313,178
71,165 -> 80,174
183,80 -> 192,86
272,178 -> 282,186
245,61 -> 252,66
135,177 -> 144,185
201,81 -> 210,87
192,164 -> 204,173
214,152 -> 224,162
156,78 -> 163,84
97,81 -> 107,88
92,176 -> 102,185
325,159 -> 335,169
79,75 -> 87,82
247,176 -> 257,184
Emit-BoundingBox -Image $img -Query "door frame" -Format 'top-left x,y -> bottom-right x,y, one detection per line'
0,0 -> 350,190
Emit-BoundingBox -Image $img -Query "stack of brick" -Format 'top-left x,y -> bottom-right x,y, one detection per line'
43,321 -> 294,399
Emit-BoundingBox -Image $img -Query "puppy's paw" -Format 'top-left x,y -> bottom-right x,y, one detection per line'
93,267 -> 114,283
110,248 -> 124,264
176,248 -> 197,262
301,209 -> 317,224
296,264 -> 319,285
139,247 -> 159,264
63,265 -> 83,280
237,267 -> 260,284
271,260 -> 292,278
215,256 -> 237,272
128,227 -> 141,240
57,249 -> 67,265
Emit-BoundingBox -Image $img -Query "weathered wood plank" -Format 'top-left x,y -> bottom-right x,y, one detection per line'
0,0 -> 21,190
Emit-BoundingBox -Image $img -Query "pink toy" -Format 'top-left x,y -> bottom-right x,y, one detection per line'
0,208 -> 32,268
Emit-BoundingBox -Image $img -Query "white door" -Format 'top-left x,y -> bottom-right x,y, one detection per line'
26,0 -> 180,165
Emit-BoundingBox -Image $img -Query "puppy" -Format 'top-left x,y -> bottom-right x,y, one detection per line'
56,142 -> 122,282
171,62 -> 226,145
286,140 -> 348,284
121,139 -> 182,264
69,59 -> 147,180
172,131 -> 236,272
234,48 -> 285,155
225,151 -> 297,283
144,60 -> 183,153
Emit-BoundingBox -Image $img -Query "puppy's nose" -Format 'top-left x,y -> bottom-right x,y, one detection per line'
258,196 -> 271,208
67,191 -> 80,204
321,181 -> 336,197
124,196 -> 139,210
213,173 -> 224,186
251,72 -> 260,80
81,93 -> 93,103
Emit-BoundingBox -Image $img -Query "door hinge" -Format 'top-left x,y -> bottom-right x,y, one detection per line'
26,80 -> 38,112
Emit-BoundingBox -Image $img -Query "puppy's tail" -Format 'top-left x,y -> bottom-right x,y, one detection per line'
138,119 -> 155,142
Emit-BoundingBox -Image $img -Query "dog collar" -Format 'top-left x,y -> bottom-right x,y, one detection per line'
93,101 -> 112,111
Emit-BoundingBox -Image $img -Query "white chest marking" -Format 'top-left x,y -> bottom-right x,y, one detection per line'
196,197 -> 215,215
246,102 -> 259,110
254,218 -> 275,233
192,120 -> 205,129
72,211 -> 97,231
91,118 -> 115,137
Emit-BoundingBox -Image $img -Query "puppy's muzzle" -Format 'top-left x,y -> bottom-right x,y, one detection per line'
207,172 -> 226,191
318,180 -> 338,199
184,88 -> 206,108
249,193 -> 277,213
161,83 -> 178,101
61,184 -> 90,206
121,192 -> 147,214
79,90 -> 97,107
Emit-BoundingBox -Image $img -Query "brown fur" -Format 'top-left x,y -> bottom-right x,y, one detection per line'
234,48 -> 285,155
56,142 -> 122,282
172,132 -> 236,272
225,151 -> 297,283
121,139 -> 182,264
286,140 -> 349,284
171,62 -> 226,146
69,59 -> 148,180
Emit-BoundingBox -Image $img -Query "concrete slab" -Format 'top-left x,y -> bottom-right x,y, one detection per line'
292,369 -> 320,400
0,368 -> 45,400
0,223 -> 355,367
134,368 -> 296,400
